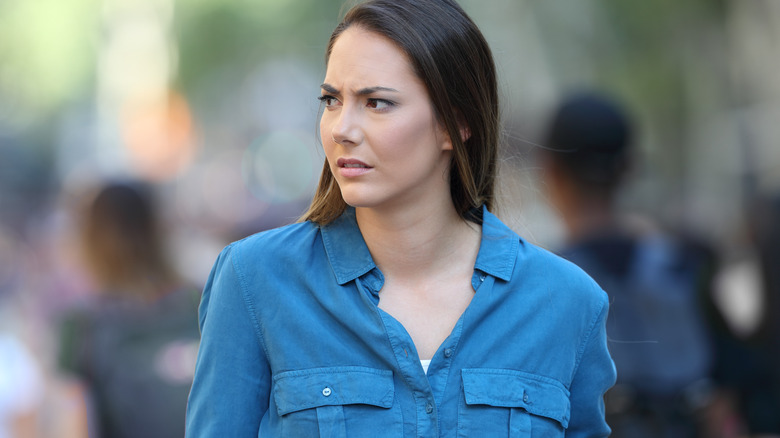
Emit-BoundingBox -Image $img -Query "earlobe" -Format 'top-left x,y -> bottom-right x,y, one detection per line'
439,115 -> 470,151
438,123 -> 454,151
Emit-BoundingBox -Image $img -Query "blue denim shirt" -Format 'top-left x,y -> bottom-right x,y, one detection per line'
186,207 -> 615,437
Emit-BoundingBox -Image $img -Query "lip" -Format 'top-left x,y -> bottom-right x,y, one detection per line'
336,158 -> 373,177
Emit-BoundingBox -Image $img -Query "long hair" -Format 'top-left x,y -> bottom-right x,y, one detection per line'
300,0 -> 499,225
80,182 -> 177,297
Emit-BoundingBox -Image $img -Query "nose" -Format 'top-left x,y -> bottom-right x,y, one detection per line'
329,105 -> 362,146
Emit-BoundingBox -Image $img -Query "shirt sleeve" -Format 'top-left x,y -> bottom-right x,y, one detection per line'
565,297 -> 616,437
186,243 -> 271,437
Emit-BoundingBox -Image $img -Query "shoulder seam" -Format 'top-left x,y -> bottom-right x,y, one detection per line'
229,243 -> 273,364
569,292 -> 608,386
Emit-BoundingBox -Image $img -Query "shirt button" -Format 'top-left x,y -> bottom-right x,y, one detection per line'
425,402 -> 434,414
322,387 -> 332,397
479,275 -> 486,282
443,348 -> 453,358
523,393 -> 530,404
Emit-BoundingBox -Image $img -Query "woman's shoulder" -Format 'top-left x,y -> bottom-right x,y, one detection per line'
211,221 -> 326,280
228,220 -> 321,259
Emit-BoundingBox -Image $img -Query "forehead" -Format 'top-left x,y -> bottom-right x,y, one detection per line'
325,26 -> 421,89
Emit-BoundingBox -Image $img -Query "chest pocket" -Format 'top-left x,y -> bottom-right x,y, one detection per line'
273,366 -> 400,437
458,369 -> 570,437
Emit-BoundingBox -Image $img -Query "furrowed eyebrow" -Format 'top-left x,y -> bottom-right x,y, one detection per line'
320,83 -> 399,96
320,83 -> 339,95
356,86 -> 399,96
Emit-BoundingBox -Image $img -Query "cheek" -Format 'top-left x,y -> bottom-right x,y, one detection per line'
382,117 -> 441,159
319,116 -> 329,145
320,118 -> 335,157
322,142 -> 336,170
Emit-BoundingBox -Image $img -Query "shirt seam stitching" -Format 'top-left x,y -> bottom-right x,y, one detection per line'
569,295 -> 608,385
230,243 -> 273,365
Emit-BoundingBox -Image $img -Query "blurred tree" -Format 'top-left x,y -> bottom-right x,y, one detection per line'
173,0 -> 343,118
0,0 -> 99,127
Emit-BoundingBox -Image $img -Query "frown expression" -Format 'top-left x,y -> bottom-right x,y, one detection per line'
320,26 -> 453,212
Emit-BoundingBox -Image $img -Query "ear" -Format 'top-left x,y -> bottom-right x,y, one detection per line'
440,113 -> 471,151
438,122 -> 455,151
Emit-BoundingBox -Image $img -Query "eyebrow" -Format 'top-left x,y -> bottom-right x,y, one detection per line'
320,83 -> 399,96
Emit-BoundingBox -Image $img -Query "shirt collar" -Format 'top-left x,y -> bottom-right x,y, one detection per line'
475,206 -> 519,282
320,208 -> 377,285
320,205 -> 518,285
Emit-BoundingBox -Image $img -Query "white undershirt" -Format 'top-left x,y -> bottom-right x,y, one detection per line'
420,359 -> 431,374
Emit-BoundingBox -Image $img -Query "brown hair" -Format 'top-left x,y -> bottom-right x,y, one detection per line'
300,0 -> 499,225
80,182 -> 177,297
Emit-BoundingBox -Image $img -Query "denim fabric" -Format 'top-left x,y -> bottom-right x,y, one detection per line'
186,206 -> 616,437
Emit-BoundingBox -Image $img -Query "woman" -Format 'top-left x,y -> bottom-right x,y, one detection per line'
186,0 -> 615,436
58,182 -> 200,438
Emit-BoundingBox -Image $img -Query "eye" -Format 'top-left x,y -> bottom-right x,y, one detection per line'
318,95 -> 340,108
366,98 -> 395,111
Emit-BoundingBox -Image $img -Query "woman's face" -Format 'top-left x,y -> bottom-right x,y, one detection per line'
320,26 -> 453,212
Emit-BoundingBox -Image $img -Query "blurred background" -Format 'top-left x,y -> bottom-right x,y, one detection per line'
0,0 -> 778,436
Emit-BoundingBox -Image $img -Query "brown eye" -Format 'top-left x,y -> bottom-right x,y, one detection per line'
318,95 -> 340,107
366,98 -> 394,110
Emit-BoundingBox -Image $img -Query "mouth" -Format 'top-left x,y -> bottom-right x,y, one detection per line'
336,158 -> 373,177
337,158 -> 372,169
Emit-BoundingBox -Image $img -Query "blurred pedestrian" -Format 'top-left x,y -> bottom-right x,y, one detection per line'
742,195 -> 780,436
539,92 -> 719,437
712,195 -> 780,437
57,181 -> 200,438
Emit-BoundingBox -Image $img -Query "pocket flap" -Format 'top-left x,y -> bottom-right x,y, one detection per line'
274,366 -> 394,416
461,368 -> 571,428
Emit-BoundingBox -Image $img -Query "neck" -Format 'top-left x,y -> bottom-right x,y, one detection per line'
560,195 -> 620,244
356,202 -> 480,280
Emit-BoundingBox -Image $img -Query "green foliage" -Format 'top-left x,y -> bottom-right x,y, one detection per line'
173,0 -> 342,108
0,0 -> 100,123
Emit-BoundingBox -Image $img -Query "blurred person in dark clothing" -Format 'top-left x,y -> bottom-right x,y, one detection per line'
538,92 -> 721,437
57,181 -> 200,438
745,195 -> 780,435
712,195 -> 780,437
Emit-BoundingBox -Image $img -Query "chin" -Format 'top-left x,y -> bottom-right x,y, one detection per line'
341,197 -> 377,209
338,188 -> 385,210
